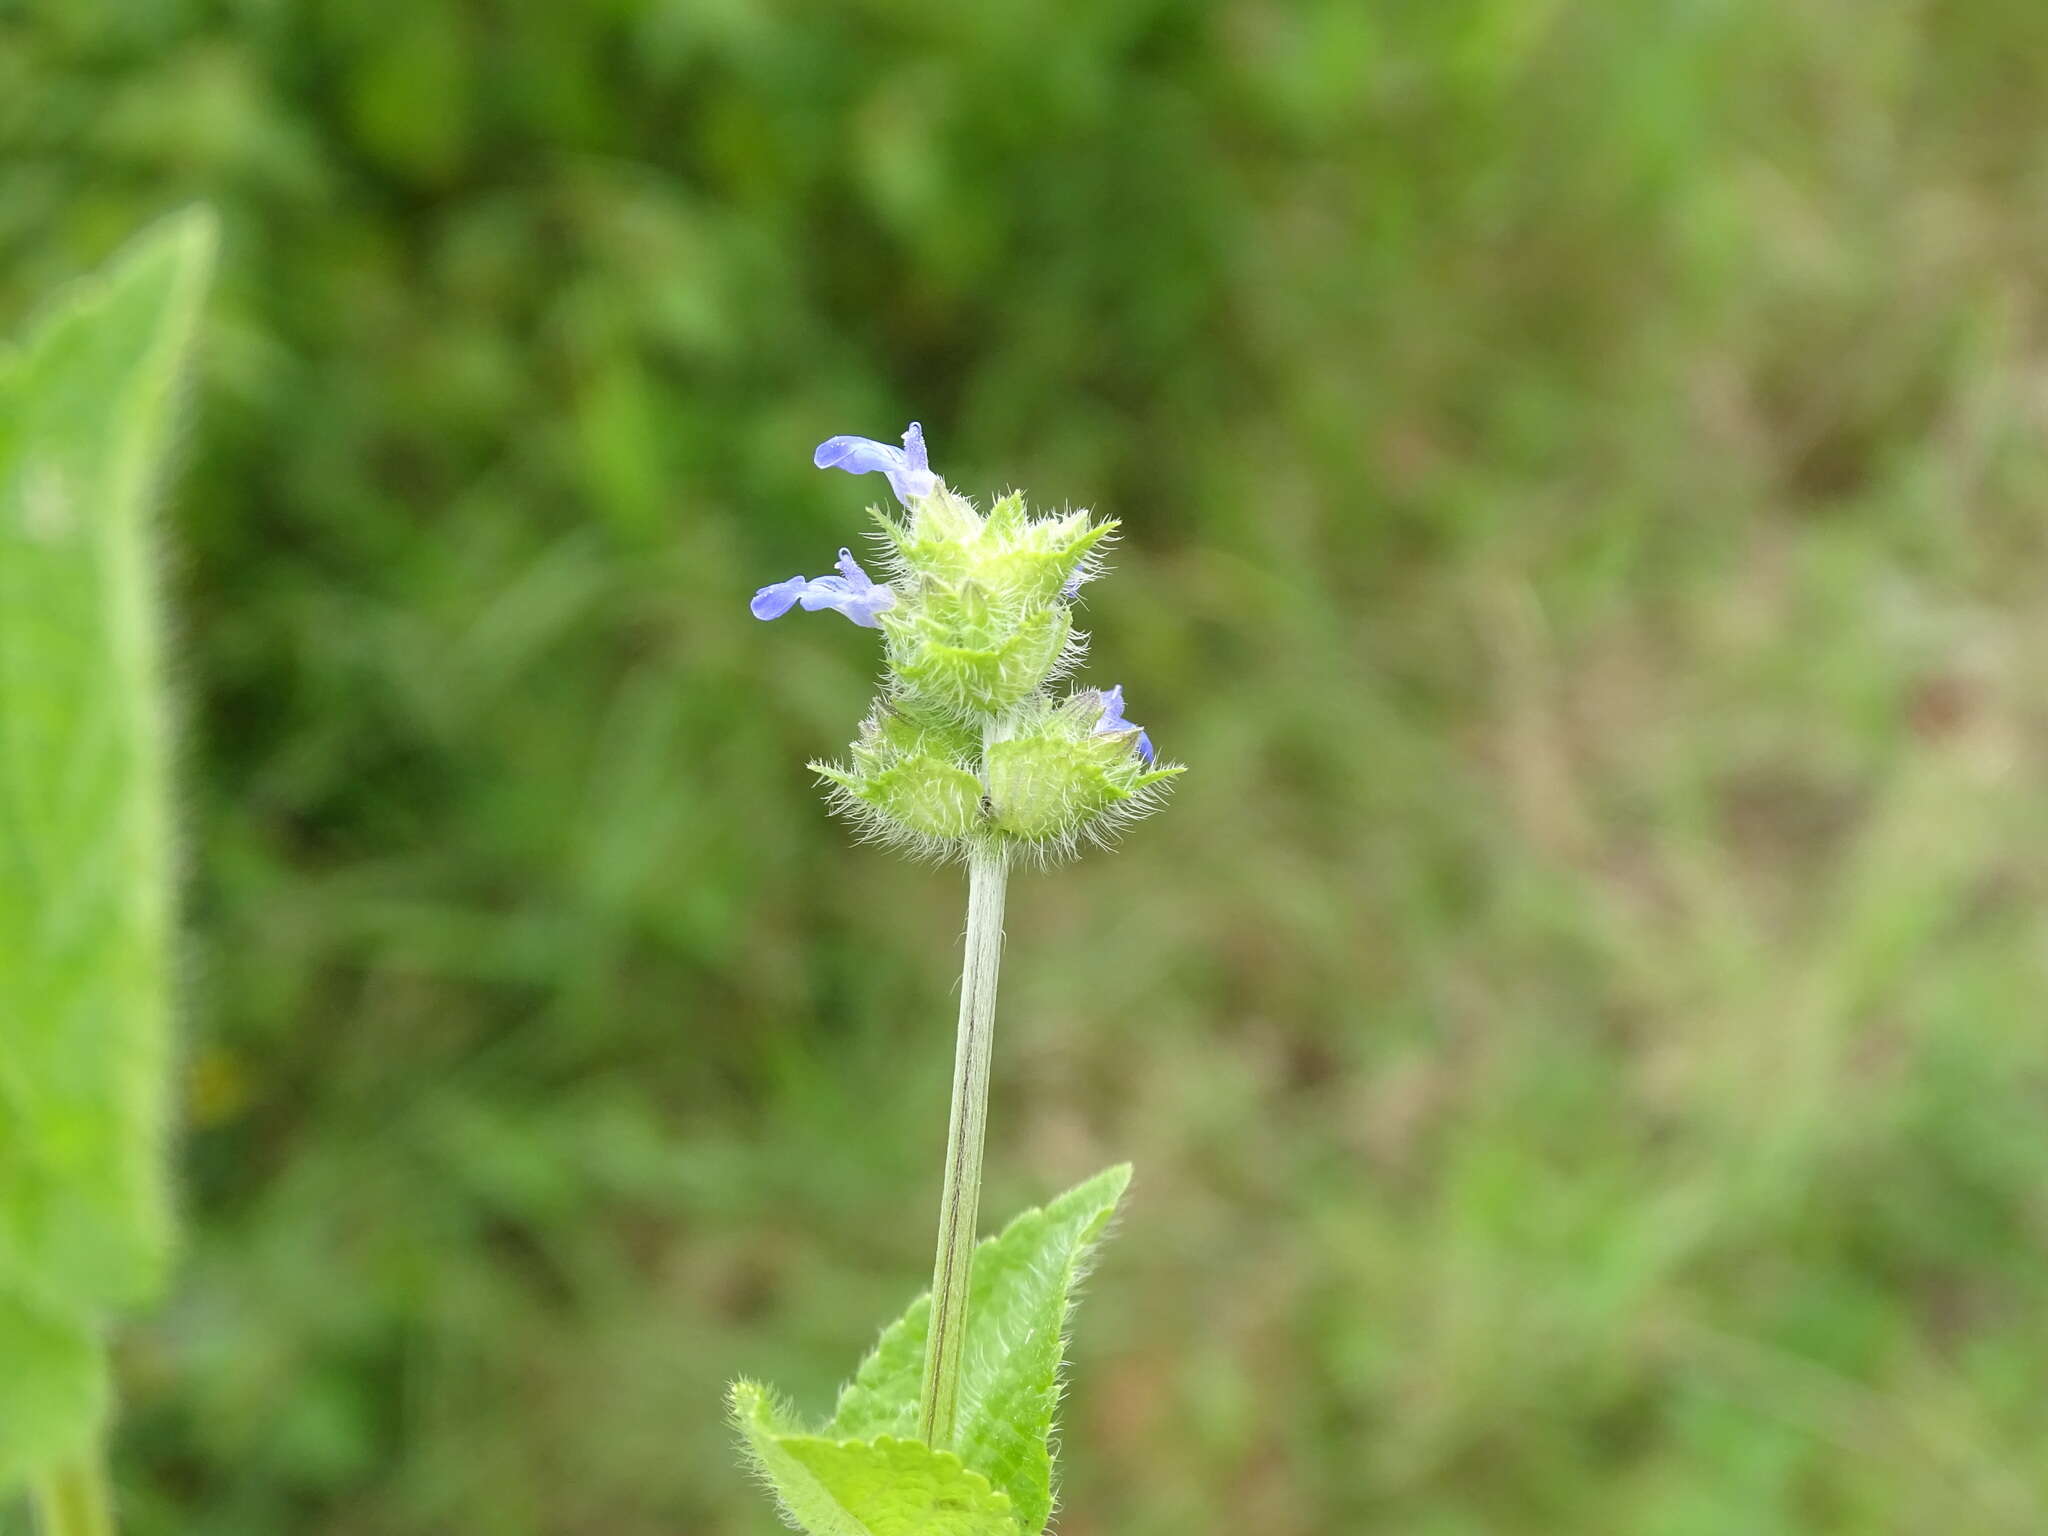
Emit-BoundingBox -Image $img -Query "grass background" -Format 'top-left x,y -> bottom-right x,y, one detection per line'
7,0 -> 2048,1531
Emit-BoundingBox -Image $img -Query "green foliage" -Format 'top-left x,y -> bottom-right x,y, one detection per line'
738,1168 -> 1129,1536
0,211 -> 214,1490
0,1294 -> 107,1492
732,1386 -> 1016,1536
938,1164 -> 1127,1534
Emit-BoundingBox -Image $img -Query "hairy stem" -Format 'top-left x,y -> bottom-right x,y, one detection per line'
34,1449 -> 116,1536
918,845 -> 1010,1450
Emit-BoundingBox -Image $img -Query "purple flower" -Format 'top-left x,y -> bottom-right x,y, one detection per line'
750,548 -> 895,628
1094,684 -> 1155,764
813,422 -> 938,508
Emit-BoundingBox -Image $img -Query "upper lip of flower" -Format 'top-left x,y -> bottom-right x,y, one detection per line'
812,422 -> 938,508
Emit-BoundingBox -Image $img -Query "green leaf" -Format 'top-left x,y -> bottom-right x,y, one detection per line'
824,1291 -> 930,1444
730,1381 -> 1018,1536
0,1290 -> 108,1491
824,1164 -> 1132,1535
0,210 -> 214,1486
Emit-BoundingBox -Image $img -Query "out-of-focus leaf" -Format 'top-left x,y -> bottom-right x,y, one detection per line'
0,208 -> 214,1487
0,1291 -> 107,1492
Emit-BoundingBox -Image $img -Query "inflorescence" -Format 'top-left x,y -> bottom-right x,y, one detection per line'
752,422 -> 1180,863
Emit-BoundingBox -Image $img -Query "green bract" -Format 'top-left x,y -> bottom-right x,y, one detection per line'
808,482 -> 1181,862
983,693 -> 1179,850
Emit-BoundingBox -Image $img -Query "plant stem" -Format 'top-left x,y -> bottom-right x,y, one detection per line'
34,1450 -> 116,1536
918,845 -> 1010,1450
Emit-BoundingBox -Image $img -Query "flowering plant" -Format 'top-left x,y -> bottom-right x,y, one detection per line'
731,425 -> 1180,1535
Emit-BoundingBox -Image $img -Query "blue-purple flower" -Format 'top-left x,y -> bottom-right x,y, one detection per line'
813,421 -> 938,508
1093,684 -> 1155,763
751,547 -> 895,628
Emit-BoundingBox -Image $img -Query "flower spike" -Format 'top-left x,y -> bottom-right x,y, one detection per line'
736,416 -> 1177,1536
755,418 -> 1179,863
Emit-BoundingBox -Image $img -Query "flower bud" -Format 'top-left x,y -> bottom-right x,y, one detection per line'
872,488 -> 1116,720
810,707 -> 985,851
887,598 -> 1073,720
982,692 -> 1181,855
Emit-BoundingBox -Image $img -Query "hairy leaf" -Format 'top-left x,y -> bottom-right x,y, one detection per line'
823,1164 -> 1131,1534
0,210 -> 215,1484
731,1381 -> 1018,1536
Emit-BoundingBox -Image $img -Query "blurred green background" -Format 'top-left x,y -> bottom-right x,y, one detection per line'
7,0 -> 2048,1531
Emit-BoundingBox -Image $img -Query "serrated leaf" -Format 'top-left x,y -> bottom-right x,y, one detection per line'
731,1381 -> 1019,1536
824,1164 -> 1132,1535
0,210 -> 214,1488
824,1291 -> 929,1443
